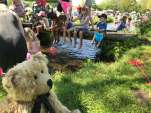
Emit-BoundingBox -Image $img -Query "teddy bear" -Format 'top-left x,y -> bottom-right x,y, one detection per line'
0,53 -> 81,113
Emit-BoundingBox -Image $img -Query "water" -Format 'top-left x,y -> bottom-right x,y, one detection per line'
53,39 -> 100,60
52,23 -> 115,60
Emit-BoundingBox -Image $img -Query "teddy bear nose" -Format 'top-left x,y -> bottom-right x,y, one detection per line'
47,79 -> 52,88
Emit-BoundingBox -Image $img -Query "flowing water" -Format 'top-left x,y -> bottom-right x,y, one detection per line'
48,23 -> 116,72
52,23 -> 115,60
53,39 -> 101,60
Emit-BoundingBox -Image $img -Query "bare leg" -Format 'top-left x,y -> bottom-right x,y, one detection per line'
79,31 -> 83,49
96,41 -> 101,48
52,31 -> 56,44
67,30 -> 72,43
63,27 -> 66,42
73,30 -> 77,48
56,30 -> 59,44
91,35 -> 95,45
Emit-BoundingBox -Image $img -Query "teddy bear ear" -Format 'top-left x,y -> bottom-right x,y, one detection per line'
2,70 -> 17,90
2,70 -> 20,89
32,52 -> 48,64
11,74 -> 21,88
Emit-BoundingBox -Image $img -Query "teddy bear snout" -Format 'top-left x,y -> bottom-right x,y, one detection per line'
47,79 -> 52,88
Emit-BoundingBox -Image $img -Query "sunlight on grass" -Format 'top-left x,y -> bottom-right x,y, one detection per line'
52,45 -> 151,113
0,45 -> 151,112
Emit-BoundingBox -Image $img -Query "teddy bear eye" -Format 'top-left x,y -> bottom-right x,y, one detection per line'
34,75 -> 38,79
41,70 -> 44,73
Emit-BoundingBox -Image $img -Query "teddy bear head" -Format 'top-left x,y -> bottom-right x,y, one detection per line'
2,53 -> 52,102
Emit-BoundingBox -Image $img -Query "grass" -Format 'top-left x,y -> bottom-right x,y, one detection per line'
0,46 -> 151,113
2,1 -> 151,112
51,45 -> 151,113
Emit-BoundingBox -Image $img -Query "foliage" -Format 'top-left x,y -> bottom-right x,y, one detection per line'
74,15 -> 114,26
37,31 -> 53,47
51,45 -> 151,113
99,37 -> 141,61
96,0 -> 115,11
92,16 -> 99,25
140,0 -> 151,10
106,16 -> 114,23
139,18 -> 151,36
1,46 -> 151,112
96,0 -> 141,12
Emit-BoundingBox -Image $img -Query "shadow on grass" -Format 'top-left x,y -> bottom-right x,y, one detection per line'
139,38 -> 151,45
53,75 -> 151,113
96,36 -> 151,62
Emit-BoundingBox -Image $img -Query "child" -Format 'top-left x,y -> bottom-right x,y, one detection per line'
57,14 -> 67,43
116,15 -> 127,31
84,0 -> 94,30
63,16 -> 74,43
126,17 -> 133,32
24,27 -> 40,55
73,6 -> 90,49
50,14 -> 60,44
91,14 -> 107,47
35,11 -> 50,36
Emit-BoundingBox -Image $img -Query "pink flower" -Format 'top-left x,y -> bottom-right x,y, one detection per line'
48,47 -> 57,57
0,68 -> 3,77
146,82 -> 151,86
128,59 -> 143,67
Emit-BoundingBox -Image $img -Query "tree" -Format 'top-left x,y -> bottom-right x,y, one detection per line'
96,0 -> 116,10
141,0 -> 151,10
96,0 -> 140,12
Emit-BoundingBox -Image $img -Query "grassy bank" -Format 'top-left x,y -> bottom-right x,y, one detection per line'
1,2 -> 151,112
52,45 -> 151,113
0,45 -> 151,113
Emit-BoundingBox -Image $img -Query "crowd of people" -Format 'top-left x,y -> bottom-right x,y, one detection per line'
21,0 -> 96,50
28,0 -> 95,49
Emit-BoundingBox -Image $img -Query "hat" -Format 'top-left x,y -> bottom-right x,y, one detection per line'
38,11 -> 46,17
98,14 -> 107,19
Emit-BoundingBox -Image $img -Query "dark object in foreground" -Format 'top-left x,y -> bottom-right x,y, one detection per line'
32,93 -> 55,113
0,5 -> 27,72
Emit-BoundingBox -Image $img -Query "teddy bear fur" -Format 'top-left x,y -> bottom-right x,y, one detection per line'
0,53 -> 81,113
